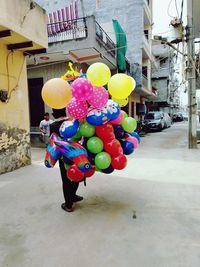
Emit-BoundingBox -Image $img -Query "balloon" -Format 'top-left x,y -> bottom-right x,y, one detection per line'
67,164 -> 85,182
95,152 -> 111,169
45,133 -> 62,167
126,135 -> 139,149
70,130 -> 82,141
106,99 -> 120,121
114,125 -> 125,139
67,98 -> 88,120
121,110 -> 128,119
129,132 -> 141,143
87,137 -> 104,154
111,154 -> 127,170
59,119 -> 80,139
110,112 -> 123,125
71,78 -> 93,101
79,121 -> 95,137
131,77 -> 136,91
87,86 -> 109,109
86,107 -> 111,126
95,123 -> 114,140
86,62 -> 111,87
112,97 -> 128,107
121,117 -> 137,132
121,140 -> 134,155
108,74 -> 133,99
104,139 -> 123,156
42,78 -> 72,109
84,166 -> 96,178
102,165 -> 115,174
87,150 -> 95,165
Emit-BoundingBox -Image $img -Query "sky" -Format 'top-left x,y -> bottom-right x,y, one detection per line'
153,0 -> 188,106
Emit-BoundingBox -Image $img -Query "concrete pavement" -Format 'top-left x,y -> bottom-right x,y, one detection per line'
1,122 -> 200,267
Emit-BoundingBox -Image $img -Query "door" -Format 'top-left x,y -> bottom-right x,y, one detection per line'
28,78 -> 44,127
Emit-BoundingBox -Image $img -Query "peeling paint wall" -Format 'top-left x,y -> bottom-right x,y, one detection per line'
0,43 -> 31,174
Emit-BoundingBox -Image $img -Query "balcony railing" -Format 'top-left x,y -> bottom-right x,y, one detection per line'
47,17 -> 87,43
95,21 -> 116,57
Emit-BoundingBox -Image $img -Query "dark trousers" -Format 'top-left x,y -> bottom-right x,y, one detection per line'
59,160 -> 79,208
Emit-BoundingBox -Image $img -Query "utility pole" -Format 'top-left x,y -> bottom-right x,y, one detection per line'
187,0 -> 197,148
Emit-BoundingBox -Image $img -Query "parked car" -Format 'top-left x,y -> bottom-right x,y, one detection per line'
182,113 -> 188,121
144,112 -> 165,131
172,113 -> 184,122
163,113 -> 172,128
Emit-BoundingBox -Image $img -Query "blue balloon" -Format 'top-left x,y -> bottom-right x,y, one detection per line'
114,125 -> 125,139
106,99 -> 120,121
102,165 -> 114,174
86,108 -> 111,126
129,132 -> 141,143
59,119 -> 80,139
122,140 -> 134,155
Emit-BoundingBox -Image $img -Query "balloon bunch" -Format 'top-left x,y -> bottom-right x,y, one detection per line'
42,62 -> 141,181
45,133 -> 95,182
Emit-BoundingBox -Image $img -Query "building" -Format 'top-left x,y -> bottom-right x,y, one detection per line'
29,0 -> 156,121
151,40 -> 180,115
0,0 -> 48,174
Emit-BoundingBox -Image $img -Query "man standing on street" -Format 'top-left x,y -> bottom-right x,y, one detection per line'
50,108 -> 83,212
39,112 -> 54,145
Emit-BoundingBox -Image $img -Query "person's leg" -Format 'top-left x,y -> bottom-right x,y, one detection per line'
59,161 -> 79,208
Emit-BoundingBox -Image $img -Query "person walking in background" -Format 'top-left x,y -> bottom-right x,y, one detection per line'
39,112 -> 54,145
50,108 -> 83,213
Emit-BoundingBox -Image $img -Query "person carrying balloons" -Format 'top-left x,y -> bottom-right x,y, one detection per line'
50,108 -> 84,212
42,62 -> 141,214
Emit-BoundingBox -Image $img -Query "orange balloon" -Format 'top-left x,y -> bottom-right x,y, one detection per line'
42,78 -> 72,109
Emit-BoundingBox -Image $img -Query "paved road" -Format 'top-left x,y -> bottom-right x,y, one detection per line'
1,122 -> 200,267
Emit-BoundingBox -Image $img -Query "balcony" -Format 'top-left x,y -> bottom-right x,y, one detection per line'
45,16 -> 116,70
142,34 -> 151,59
48,18 -> 87,43
142,74 -> 148,90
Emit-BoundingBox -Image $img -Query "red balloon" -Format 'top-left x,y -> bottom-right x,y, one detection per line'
84,166 -> 95,178
95,123 -> 114,140
67,164 -> 84,182
111,154 -> 127,170
104,139 -> 123,156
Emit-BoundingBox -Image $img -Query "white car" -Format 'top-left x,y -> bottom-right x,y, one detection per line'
163,113 -> 172,128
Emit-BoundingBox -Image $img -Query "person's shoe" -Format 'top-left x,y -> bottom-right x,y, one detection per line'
61,203 -> 74,212
73,195 -> 83,202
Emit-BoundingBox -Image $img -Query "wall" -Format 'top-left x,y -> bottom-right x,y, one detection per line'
0,0 -> 47,48
152,78 -> 169,102
0,43 -> 31,174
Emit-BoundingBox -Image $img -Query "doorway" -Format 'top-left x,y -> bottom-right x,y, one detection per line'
28,78 -> 44,127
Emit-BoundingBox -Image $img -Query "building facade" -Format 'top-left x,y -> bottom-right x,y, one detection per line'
31,0 -> 156,121
0,0 -> 47,174
151,40 -> 180,115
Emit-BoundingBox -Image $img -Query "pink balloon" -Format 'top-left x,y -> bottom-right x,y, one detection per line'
87,86 -> 109,109
110,112 -> 123,125
71,78 -> 93,101
125,135 -> 139,149
67,98 -> 88,120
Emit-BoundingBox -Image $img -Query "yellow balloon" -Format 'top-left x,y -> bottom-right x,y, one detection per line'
86,62 -> 111,87
131,77 -> 136,91
112,97 -> 128,107
108,74 -> 134,99
42,78 -> 72,109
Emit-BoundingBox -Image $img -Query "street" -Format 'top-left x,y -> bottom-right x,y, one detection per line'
1,122 -> 200,267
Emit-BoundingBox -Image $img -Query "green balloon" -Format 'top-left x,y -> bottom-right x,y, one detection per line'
70,130 -> 82,141
80,122 -> 95,137
121,117 -> 137,133
87,136 -> 103,154
95,167 -> 102,172
121,110 -> 128,119
95,152 -> 111,170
